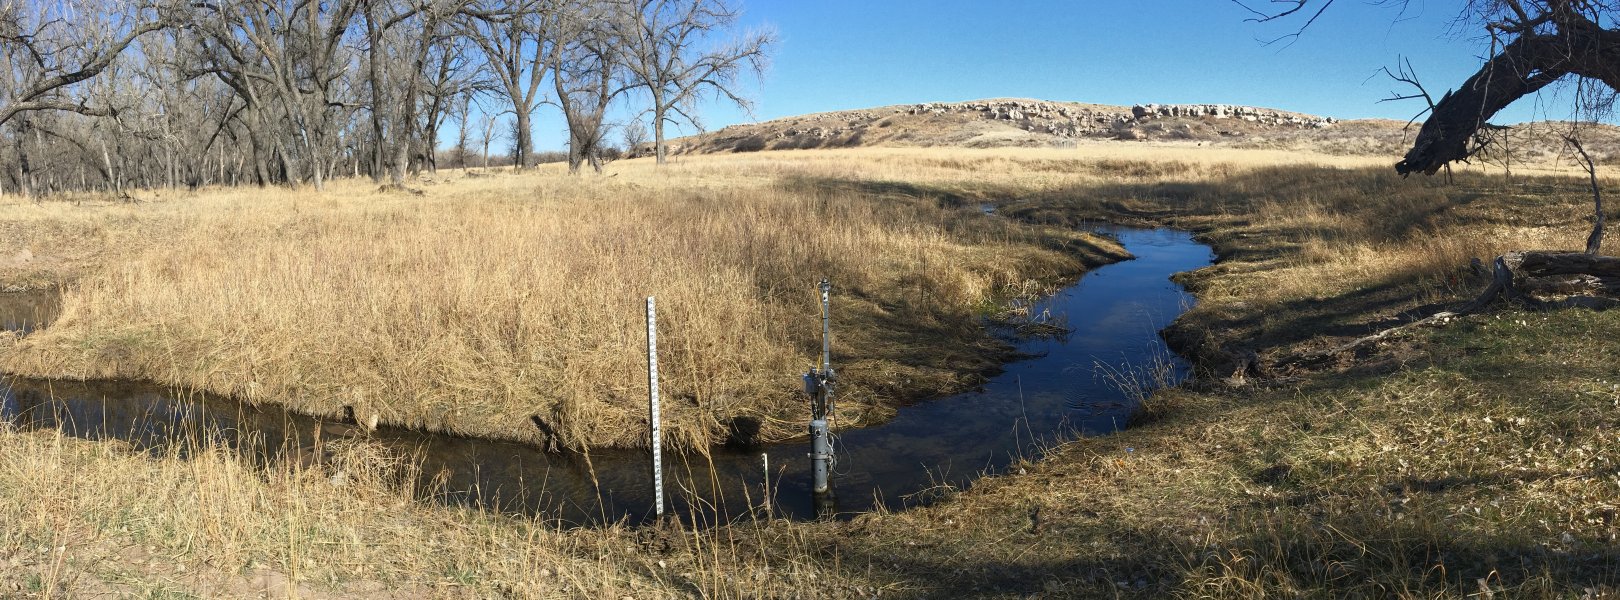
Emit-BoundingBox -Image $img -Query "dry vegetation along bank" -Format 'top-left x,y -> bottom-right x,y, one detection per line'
0,157 -> 1125,449
3,146 -> 1620,597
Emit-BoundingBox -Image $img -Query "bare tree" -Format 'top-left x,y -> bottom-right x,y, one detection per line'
1392,2 -> 1620,176
363,0 -> 470,189
1239,1 -> 1620,175
622,117 -> 648,155
418,34 -> 483,174
184,0 -> 362,191
1243,0 -> 1620,309
0,1 -> 172,195
0,1 -> 171,127
613,0 -> 772,164
551,0 -> 627,174
478,111 -> 497,170
0,0 -> 779,195
450,89 -> 475,168
459,0 -> 556,170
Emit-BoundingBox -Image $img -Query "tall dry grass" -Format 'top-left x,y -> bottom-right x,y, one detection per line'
1,157 -> 1118,449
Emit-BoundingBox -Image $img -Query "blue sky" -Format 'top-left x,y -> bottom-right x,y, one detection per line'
521,1 -> 1578,152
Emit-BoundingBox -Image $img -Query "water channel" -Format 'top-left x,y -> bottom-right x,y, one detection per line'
0,227 -> 1214,525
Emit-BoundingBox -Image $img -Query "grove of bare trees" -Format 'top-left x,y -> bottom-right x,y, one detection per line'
0,0 -> 772,196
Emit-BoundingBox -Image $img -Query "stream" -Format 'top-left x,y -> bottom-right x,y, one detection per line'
0,227 -> 1214,525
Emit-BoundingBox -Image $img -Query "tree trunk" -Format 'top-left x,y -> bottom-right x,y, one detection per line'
1489,251 -> 1620,302
310,149 -> 325,191
566,131 -> 584,174
1397,12 -> 1620,176
100,139 -> 118,195
513,109 -> 533,170
11,122 -> 30,198
653,89 -> 667,165
253,151 -> 270,187
366,8 -> 390,185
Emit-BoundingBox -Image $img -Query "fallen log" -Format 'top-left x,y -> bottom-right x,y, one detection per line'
1272,251 -> 1620,371
1506,251 -> 1620,297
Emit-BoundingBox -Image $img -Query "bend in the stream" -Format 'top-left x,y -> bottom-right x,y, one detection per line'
1,227 -> 1214,526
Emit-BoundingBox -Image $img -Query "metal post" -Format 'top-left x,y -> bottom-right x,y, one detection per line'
646,297 -> 664,518
806,279 -> 835,499
809,418 -> 830,493
761,452 -> 772,519
820,279 -> 832,378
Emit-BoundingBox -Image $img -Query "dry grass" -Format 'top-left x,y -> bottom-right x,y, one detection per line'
6,145 -> 1620,598
0,423 -> 889,599
0,157 -> 1122,449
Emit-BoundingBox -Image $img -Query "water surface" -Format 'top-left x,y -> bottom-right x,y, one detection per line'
0,289 -> 59,334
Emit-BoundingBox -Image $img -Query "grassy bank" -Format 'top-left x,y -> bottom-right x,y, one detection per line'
0,157 -> 1125,449
5,146 -> 1620,597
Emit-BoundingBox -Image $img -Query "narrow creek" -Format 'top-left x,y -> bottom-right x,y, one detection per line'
1,227 -> 1214,526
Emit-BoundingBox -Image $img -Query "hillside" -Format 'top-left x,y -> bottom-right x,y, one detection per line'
660,97 -> 1620,164
662,98 -> 1393,154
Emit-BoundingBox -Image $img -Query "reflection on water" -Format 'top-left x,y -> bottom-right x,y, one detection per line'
0,289 -> 59,333
1,228 -> 1213,526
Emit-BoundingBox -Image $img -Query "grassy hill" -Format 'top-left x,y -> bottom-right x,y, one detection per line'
659,98 -> 1620,169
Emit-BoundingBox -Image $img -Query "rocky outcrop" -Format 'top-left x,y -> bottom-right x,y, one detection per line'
672,98 -> 1346,155
900,99 -> 1336,139
1128,103 -> 1336,127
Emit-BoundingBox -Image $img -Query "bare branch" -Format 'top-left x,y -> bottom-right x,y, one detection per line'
1566,134 -> 1606,254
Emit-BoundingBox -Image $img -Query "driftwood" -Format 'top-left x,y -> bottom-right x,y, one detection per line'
1274,250 -> 1620,370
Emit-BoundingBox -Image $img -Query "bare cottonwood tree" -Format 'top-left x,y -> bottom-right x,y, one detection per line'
478,110 -> 498,170
183,0 -> 363,191
613,0 -> 771,164
1238,0 -> 1620,176
1393,1 -> 1620,177
418,34 -> 484,174
364,0 -> 470,189
0,1 -> 170,127
448,83 -> 477,169
551,0 -> 626,174
459,0 -> 556,170
1,0 -> 776,194
0,1 -> 171,195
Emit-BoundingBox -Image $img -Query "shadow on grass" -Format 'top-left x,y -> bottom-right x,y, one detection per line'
811,338 -> 1620,596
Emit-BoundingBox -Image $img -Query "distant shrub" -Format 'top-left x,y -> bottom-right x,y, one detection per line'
533,151 -> 569,164
732,135 -> 768,153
